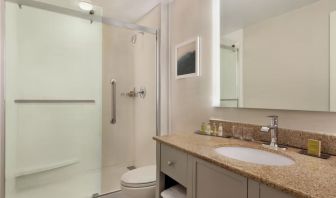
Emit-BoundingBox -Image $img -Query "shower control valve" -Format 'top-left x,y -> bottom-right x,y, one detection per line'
121,87 -> 146,98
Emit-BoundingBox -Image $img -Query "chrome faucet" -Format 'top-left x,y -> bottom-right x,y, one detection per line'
261,115 -> 279,149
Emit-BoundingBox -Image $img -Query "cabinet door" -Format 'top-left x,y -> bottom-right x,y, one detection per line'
248,180 -> 260,198
192,158 -> 247,198
260,184 -> 294,198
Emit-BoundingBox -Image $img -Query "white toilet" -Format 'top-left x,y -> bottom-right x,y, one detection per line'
120,165 -> 156,198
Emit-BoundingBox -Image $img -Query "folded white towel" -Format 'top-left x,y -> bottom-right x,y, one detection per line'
161,185 -> 186,198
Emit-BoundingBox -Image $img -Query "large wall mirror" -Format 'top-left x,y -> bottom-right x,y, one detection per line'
219,0 -> 336,112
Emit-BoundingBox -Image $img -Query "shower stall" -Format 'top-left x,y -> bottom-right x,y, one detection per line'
3,0 -> 160,197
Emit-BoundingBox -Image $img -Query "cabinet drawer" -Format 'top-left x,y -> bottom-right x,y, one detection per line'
161,144 -> 188,186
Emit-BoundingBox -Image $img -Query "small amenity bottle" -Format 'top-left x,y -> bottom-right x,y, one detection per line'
218,123 -> 223,137
212,123 -> 218,136
206,123 -> 211,135
200,122 -> 207,134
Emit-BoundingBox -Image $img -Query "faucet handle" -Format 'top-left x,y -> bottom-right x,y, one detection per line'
260,126 -> 270,133
267,115 -> 278,126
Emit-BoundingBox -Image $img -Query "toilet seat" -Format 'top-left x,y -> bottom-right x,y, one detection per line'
121,165 -> 156,188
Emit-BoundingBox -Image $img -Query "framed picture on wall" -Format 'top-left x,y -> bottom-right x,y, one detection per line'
175,37 -> 200,79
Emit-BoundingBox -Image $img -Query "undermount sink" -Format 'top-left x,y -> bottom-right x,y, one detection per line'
215,146 -> 295,166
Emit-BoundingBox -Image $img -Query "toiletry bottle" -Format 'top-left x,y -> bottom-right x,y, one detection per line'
218,123 -> 223,137
212,123 -> 218,136
206,123 -> 211,135
200,122 -> 207,134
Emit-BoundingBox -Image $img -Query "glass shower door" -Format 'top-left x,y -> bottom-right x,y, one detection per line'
220,45 -> 239,108
101,22 -> 157,195
5,2 -> 102,198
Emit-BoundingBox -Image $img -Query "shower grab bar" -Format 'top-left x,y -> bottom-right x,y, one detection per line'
14,99 -> 95,103
110,79 -> 117,124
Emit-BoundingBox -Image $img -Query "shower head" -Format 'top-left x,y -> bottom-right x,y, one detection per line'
131,34 -> 137,45
131,32 -> 145,45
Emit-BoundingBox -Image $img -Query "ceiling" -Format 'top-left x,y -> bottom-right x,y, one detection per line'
221,0 -> 319,35
36,0 -> 161,22
91,0 -> 161,22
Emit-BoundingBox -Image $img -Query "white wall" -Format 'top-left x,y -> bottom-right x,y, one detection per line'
160,1 -> 170,135
331,11 -> 336,111
243,0 -> 336,111
170,0 -> 214,133
0,0 -> 4,197
170,0 -> 336,134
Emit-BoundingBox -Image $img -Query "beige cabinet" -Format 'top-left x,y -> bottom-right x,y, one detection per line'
191,157 -> 247,198
160,144 -> 188,186
259,184 -> 294,198
247,180 -> 294,198
157,143 -> 294,198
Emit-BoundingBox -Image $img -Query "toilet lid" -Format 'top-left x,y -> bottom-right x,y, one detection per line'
121,165 -> 156,188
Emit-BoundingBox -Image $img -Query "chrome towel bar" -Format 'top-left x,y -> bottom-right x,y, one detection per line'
14,99 -> 95,103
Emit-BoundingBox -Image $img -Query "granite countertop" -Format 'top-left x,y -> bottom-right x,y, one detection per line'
154,132 -> 336,198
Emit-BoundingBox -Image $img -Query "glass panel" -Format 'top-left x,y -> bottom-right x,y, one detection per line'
101,25 -> 136,194
101,21 -> 157,195
5,2 -> 102,198
220,46 -> 239,108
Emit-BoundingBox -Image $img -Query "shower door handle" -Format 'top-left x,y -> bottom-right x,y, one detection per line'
110,79 -> 117,124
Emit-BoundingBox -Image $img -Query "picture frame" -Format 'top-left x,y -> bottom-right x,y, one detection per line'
175,37 -> 200,79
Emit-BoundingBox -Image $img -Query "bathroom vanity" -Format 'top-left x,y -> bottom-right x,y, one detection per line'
154,133 -> 336,198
